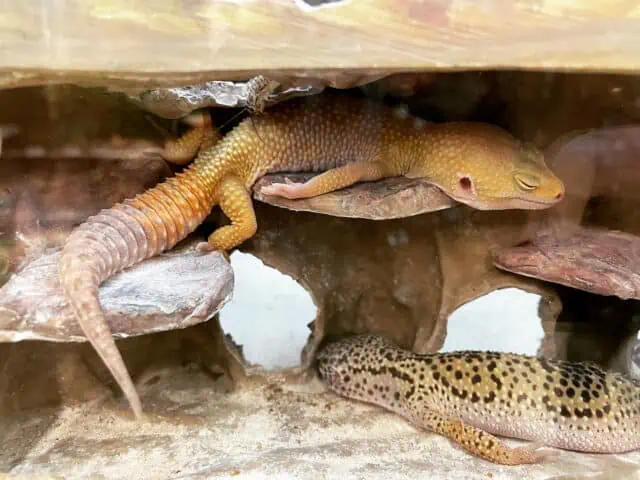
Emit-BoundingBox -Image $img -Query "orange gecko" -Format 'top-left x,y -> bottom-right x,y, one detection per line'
58,94 -> 565,418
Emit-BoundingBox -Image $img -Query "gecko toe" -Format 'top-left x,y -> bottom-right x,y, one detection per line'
260,182 -> 306,199
509,442 -> 556,465
195,241 -> 216,253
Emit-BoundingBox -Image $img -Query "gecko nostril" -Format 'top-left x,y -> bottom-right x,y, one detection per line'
555,191 -> 564,200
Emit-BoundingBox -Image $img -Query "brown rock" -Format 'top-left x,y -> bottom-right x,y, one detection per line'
254,173 -> 456,220
239,203 -> 560,368
493,227 -> 640,300
2,0 -> 640,92
0,241 -> 233,342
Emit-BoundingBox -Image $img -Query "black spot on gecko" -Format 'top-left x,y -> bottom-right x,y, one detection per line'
539,359 -> 555,374
484,391 -> 496,403
471,392 -> 480,403
490,374 -> 502,390
554,387 -> 563,398
560,405 -> 571,418
452,387 -> 468,399
487,361 -> 497,372
581,390 -> 591,403
389,367 -> 414,384
566,387 -> 575,398
405,385 -> 416,399
471,374 -> 481,384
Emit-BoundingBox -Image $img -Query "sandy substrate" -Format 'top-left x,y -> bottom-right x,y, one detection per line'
2,365 -> 639,480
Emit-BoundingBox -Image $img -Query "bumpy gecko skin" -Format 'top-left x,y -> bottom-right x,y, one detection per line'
316,334 -> 640,465
58,94 -> 565,418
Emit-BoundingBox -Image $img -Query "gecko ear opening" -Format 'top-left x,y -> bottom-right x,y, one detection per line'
459,176 -> 473,191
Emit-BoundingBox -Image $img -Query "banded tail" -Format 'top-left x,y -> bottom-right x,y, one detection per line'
59,145 -> 219,417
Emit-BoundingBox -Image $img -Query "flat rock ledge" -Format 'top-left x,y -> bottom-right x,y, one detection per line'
253,173 -> 456,220
493,227 -> 640,300
0,244 -> 233,342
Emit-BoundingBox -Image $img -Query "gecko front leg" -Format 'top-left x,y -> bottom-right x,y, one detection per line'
204,176 -> 258,251
260,162 -> 392,199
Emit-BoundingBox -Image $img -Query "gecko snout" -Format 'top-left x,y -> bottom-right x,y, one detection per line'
510,168 -> 566,208
316,360 -> 344,390
541,174 -> 566,204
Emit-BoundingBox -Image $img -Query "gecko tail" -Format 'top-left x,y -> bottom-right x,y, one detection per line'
59,253 -> 143,417
58,162 -> 219,417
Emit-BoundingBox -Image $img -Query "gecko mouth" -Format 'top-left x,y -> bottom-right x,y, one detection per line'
516,196 -> 562,206
448,193 -> 562,210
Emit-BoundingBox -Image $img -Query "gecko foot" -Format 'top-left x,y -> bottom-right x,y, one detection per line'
505,442 -> 557,465
195,241 -> 216,253
260,178 -> 310,199
195,241 -> 230,261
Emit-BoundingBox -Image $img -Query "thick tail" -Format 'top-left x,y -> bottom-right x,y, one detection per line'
59,167 -> 218,418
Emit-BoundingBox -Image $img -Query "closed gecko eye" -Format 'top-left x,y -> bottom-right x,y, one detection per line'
514,174 -> 540,191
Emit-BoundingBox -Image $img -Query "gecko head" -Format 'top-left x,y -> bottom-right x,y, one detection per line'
315,334 -> 392,399
414,123 -> 566,211
315,335 -> 356,395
